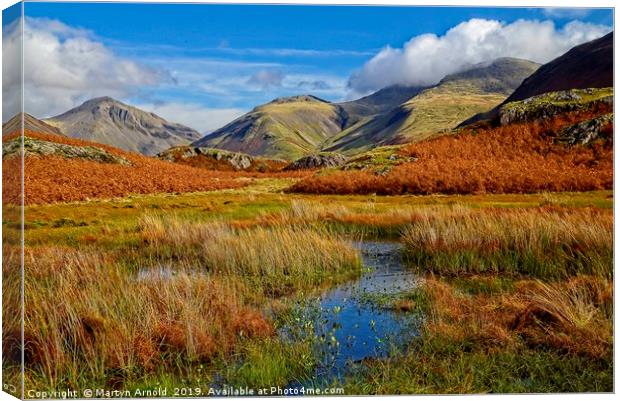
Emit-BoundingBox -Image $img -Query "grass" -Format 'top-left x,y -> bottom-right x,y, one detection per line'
401,205 -> 612,279
345,275 -> 613,394
3,210 -> 361,392
137,214 -> 362,296
2,188 -> 614,394
221,337 -> 316,388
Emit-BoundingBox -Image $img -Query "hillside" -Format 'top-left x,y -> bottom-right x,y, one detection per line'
193,95 -> 348,160
44,97 -> 202,156
2,127 -> 247,205
2,113 -> 65,136
338,84 -> 427,123
290,88 -> 613,195
324,58 -> 540,154
461,32 -> 613,126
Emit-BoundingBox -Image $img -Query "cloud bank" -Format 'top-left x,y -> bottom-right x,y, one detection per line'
348,19 -> 611,94
2,17 -> 165,121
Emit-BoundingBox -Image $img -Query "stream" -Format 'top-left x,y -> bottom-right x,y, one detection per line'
280,241 -> 420,386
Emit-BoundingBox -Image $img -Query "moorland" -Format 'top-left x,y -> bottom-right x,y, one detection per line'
1,31 -> 614,395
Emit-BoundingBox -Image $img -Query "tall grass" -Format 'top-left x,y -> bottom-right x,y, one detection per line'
401,206 -> 612,279
138,214 -> 362,296
11,216 -> 361,391
345,275 -> 613,393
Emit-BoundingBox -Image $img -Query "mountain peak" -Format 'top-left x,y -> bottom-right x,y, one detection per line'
268,94 -> 329,105
2,112 -> 65,136
45,98 -> 202,155
439,57 -> 540,95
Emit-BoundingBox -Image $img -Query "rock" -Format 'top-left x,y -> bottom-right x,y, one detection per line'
498,88 -> 613,126
158,146 -> 255,170
556,113 -> 613,146
2,136 -> 131,165
284,153 -> 348,171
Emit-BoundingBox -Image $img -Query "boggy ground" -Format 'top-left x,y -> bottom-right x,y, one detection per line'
1,179 -> 613,395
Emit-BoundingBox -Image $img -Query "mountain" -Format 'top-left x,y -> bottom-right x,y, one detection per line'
505,32 -> 612,103
44,97 -> 202,156
2,113 -> 64,136
338,84 -> 427,123
193,95 -> 348,160
323,57 -> 540,154
461,32 -> 613,126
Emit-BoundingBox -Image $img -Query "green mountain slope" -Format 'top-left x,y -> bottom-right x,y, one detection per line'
193,95 -> 348,160
324,58 -> 540,154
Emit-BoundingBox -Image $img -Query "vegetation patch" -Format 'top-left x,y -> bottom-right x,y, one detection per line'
289,107 -> 612,196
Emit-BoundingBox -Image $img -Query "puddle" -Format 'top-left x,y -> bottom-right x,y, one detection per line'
280,241 -> 420,386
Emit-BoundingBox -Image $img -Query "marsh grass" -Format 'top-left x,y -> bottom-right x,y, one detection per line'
138,213 -> 362,296
221,337 -> 316,388
9,214 -> 361,392
346,275 -> 613,393
6,191 -> 614,394
401,206 -> 612,279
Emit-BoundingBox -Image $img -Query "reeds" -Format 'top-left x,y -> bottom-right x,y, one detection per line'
138,214 -> 362,296
401,206 -> 612,279
9,215 -> 361,390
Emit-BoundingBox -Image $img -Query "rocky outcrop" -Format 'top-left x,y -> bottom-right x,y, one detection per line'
498,88 -> 613,126
284,153 -> 348,171
3,136 -> 130,164
158,146 -> 268,170
556,113 -> 613,146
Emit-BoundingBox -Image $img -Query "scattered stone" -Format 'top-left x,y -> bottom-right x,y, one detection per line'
158,147 -> 255,170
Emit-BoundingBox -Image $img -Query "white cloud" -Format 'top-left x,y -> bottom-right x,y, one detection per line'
542,8 -> 592,19
136,102 -> 245,134
246,69 -> 285,89
348,18 -> 611,94
2,17 -> 164,121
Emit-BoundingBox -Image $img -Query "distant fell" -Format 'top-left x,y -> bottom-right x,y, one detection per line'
193,95 -> 348,160
3,113 -> 64,136
324,57 -> 540,154
44,97 -> 202,156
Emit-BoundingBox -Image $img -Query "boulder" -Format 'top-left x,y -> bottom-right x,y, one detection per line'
284,153 -> 348,171
556,113 -> 613,146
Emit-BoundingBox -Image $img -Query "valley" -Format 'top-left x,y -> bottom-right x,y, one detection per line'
1,27 -> 614,396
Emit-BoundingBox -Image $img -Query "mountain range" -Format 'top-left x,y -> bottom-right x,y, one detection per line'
194,57 -> 539,159
3,32 -> 612,162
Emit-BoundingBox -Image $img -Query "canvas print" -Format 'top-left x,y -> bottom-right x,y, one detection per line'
1,1 -> 614,398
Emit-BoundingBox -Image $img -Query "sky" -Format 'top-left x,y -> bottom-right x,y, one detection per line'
2,3 -> 614,132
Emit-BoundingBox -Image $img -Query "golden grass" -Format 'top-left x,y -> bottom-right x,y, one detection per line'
138,214 -> 361,296
4,213 -> 361,390
401,205 -> 612,278
420,275 -> 612,360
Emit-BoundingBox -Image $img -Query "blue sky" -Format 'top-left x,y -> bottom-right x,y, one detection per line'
3,3 -> 613,132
